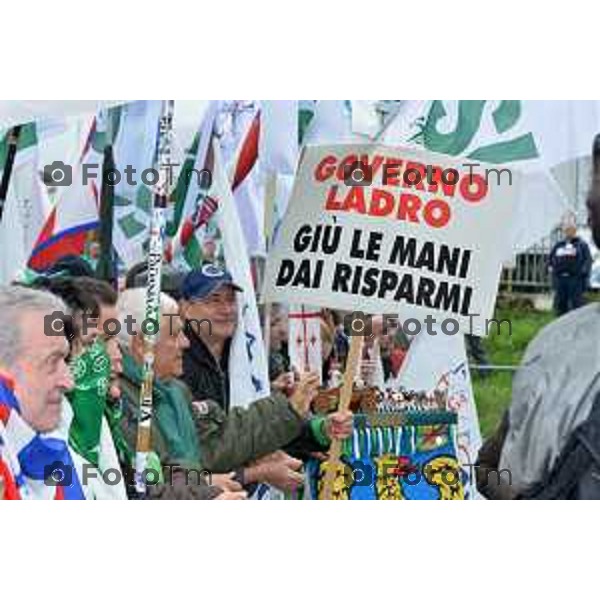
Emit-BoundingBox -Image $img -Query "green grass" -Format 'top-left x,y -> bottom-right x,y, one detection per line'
472,307 -> 554,438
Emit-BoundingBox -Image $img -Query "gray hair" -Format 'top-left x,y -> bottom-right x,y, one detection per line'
271,303 -> 289,319
0,285 -> 68,367
116,288 -> 179,350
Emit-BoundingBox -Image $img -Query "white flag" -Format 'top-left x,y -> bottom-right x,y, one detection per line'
287,304 -> 322,384
222,103 -> 265,256
112,100 -> 163,268
212,139 -> 271,407
0,100 -> 126,130
260,101 -> 298,175
267,102 -> 356,249
382,100 -> 589,257
0,123 -> 50,283
394,329 -> 482,500
169,100 -> 221,265
304,100 -> 356,145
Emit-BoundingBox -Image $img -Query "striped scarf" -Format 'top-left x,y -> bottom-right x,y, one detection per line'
0,373 -> 85,500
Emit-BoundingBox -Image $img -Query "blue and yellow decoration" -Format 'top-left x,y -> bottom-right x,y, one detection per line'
308,411 -> 464,500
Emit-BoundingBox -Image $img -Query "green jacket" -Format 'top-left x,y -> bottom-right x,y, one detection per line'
119,352 -> 201,470
118,352 -> 221,500
190,393 -> 306,474
119,351 -> 307,475
182,326 -> 330,462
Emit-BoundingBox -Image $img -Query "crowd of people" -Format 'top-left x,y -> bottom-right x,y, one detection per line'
0,254 -> 382,500
2,144 -> 600,500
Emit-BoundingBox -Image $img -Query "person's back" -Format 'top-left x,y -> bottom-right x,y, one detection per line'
518,391 -> 600,499
498,302 -> 600,495
479,135 -> 600,500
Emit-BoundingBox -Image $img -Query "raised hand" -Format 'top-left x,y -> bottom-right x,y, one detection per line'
288,371 -> 320,417
325,410 -> 353,441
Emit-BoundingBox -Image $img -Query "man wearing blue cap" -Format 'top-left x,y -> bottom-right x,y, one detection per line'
180,263 -> 244,412
180,264 -> 352,491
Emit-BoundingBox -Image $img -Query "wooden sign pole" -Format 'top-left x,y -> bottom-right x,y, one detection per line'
321,325 -> 363,500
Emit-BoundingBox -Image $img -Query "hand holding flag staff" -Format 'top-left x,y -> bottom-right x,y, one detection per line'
134,100 -> 175,496
263,142 -> 520,499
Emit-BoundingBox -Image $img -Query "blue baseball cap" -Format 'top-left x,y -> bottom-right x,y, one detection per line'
181,264 -> 243,301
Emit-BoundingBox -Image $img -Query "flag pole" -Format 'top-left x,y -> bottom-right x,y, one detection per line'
262,169 -> 278,361
319,106 -> 400,498
134,100 -> 174,497
0,125 -> 22,224
96,142 -> 116,284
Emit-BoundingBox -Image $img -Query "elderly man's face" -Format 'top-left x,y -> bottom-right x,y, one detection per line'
11,311 -> 74,432
154,314 -> 189,380
183,285 -> 238,343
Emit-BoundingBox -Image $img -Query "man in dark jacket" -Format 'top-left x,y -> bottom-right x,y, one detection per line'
548,223 -> 592,316
180,265 -> 353,469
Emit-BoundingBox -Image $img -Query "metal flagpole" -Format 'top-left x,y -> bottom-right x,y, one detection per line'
262,169 -> 278,361
96,141 -> 116,285
0,125 -> 22,224
134,100 -> 175,496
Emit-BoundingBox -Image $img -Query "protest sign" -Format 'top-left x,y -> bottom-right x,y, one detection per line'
263,143 -> 519,335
